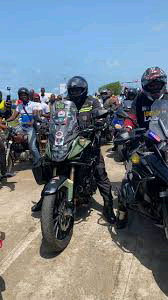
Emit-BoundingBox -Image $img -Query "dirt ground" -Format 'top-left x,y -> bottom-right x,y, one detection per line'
1,145 -> 168,300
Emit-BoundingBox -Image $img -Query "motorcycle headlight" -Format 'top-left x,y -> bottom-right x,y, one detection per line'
115,124 -> 122,129
130,153 -> 140,164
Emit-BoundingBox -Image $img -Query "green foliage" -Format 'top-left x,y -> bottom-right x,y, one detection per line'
99,81 -> 122,95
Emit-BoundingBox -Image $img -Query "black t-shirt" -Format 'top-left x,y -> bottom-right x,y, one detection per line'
132,92 -> 168,129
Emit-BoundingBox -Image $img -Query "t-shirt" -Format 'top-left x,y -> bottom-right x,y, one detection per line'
41,102 -> 49,114
33,102 -> 49,114
16,101 -> 35,128
40,95 -> 49,103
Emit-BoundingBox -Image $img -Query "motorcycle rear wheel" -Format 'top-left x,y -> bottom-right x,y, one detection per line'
41,190 -> 74,252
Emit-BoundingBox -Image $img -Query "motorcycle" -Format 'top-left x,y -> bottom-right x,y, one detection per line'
101,107 -> 114,142
0,231 -> 5,248
6,125 -> 30,162
112,109 -> 133,161
118,98 -> 168,239
32,100 -> 107,252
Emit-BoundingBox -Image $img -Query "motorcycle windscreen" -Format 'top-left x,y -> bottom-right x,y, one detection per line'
48,100 -> 79,161
149,99 -> 168,140
123,100 -> 132,110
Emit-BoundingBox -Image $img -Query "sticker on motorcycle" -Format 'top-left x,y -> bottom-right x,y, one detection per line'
55,131 -> 64,145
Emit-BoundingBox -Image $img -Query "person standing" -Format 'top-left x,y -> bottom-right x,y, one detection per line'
40,88 -> 49,104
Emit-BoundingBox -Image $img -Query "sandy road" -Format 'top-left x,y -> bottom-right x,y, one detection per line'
0,145 -> 168,300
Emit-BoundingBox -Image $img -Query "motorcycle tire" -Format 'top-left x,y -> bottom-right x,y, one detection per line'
41,190 -> 74,252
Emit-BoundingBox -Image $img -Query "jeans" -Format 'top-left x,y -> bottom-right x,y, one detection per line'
23,127 -> 41,166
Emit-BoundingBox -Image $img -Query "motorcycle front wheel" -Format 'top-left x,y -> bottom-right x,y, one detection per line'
41,189 -> 74,252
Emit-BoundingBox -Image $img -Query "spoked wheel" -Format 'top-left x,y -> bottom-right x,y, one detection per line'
41,188 -> 74,252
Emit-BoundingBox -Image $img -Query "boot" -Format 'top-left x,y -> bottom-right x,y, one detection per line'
103,204 -> 116,224
116,210 -> 128,229
0,170 -> 15,180
31,197 -> 43,212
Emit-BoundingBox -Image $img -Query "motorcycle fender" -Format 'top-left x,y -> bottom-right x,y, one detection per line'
43,175 -> 74,201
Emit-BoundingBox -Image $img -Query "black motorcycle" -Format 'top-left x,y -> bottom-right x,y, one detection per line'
118,98 -> 168,239
112,109 -> 137,161
33,100 -> 107,252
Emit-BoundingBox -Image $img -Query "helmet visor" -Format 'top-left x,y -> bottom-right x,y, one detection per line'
69,87 -> 84,98
145,80 -> 165,94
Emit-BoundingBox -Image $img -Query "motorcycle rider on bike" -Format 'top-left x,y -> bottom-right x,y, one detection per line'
124,88 -> 137,101
100,88 -> 119,110
32,76 -> 116,224
0,118 -> 15,179
7,88 -> 41,167
117,66 -> 168,229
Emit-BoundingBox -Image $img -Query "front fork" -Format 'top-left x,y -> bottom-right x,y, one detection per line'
6,140 -> 12,166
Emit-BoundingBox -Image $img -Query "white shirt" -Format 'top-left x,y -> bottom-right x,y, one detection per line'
16,101 -> 35,128
40,95 -> 49,103
33,102 -> 49,115
41,102 -> 49,114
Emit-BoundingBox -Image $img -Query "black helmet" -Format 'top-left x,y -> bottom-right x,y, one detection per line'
100,88 -> 112,102
18,87 -> 29,98
67,76 -> 88,105
127,88 -> 137,100
141,67 -> 167,100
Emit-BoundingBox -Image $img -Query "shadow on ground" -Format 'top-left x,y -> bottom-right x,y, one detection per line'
105,147 -> 125,163
109,210 -> 168,297
0,180 -> 17,192
14,161 -> 32,172
0,276 -> 5,300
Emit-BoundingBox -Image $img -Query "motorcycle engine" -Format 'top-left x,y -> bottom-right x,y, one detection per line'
75,166 -> 97,198
19,150 -> 30,161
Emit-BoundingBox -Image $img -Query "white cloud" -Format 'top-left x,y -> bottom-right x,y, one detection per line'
105,59 -> 120,68
152,22 -> 167,32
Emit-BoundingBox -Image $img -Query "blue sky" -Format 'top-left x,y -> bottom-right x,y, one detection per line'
1,0 -> 168,96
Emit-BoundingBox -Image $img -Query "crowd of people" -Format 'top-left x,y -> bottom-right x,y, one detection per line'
0,66 -> 167,226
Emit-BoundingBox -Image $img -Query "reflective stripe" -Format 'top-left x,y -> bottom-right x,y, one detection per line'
79,105 -> 93,112
0,100 -> 5,111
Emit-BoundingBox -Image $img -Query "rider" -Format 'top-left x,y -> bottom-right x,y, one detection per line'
124,88 -> 137,101
100,88 -> 119,109
0,119 -> 15,179
32,76 -> 116,224
67,76 -> 116,223
117,66 -> 168,228
0,91 -> 12,120
7,88 -> 41,166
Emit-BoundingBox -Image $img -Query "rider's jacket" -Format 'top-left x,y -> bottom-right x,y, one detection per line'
78,96 -> 101,129
0,100 -> 5,111
125,92 -> 168,130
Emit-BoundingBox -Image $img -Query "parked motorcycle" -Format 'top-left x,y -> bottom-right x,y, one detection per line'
32,100 -> 107,252
118,98 -> 168,239
101,108 -> 114,142
112,109 -> 136,161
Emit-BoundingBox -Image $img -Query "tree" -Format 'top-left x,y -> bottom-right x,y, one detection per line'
99,81 -> 122,95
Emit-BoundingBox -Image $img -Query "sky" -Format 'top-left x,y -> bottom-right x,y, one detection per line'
1,0 -> 168,96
